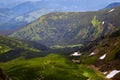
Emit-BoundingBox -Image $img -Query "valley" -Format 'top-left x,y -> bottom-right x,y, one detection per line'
0,1 -> 120,80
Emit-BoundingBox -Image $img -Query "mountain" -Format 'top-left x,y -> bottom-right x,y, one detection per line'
0,36 -> 106,80
0,8 -> 22,32
12,0 -> 120,14
0,0 -> 23,8
10,6 -> 120,47
0,30 -> 119,80
0,9 -> 55,30
1,1 -> 120,33
0,35 -> 51,62
0,8 -> 16,24
12,1 -> 40,15
104,2 -> 120,9
0,1 -> 120,80
13,9 -> 55,23
11,0 -> 94,15
78,29 -> 120,80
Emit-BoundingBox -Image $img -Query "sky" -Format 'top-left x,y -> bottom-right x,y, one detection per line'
1,0 -> 120,3
0,0 -> 120,10
15,0 -> 120,3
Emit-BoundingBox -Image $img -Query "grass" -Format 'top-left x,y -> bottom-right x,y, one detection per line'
0,36 -> 41,55
80,65 -> 105,80
0,54 -> 105,80
91,16 -> 103,37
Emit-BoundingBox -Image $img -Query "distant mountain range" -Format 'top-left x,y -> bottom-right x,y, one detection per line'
0,8 -> 16,24
104,2 -> 120,9
0,0 -> 24,8
0,2 -> 120,32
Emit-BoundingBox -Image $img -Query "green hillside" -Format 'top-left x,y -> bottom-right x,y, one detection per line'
0,35 -> 81,62
0,4 -> 120,80
0,36 -> 40,54
0,54 -> 105,80
0,36 -> 45,62
1,30 -> 119,80
0,35 -> 106,80
1,19 -> 120,80
78,30 -> 120,80
10,7 -> 120,47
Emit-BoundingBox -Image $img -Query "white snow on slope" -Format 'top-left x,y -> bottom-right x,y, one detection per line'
89,52 -> 96,56
102,21 -> 104,25
108,9 -> 115,13
100,54 -> 106,60
106,70 -> 120,78
71,52 -> 81,56
103,72 -> 107,75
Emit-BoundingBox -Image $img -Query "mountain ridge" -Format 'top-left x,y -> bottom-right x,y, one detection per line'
1,2 -> 120,33
10,6 -> 120,47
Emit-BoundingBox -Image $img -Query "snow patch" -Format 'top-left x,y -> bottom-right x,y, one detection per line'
102,21 -> 105,25
103,72 -> 107,75
108,9 -> 115,13
100,54 -> 106,60
106,70 -> 120,78
71,52 -> 81,56
89,52 -> 96,56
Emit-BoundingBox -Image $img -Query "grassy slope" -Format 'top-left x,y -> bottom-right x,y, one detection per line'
79,30 -> 120,80
0,36 -> 44,62
79,30 -> 120,63
0,36 -> 105,80
10,6 -> 120,47
0,35 -> 83,62
0,54 -> 105,80
0,36 -> 40,54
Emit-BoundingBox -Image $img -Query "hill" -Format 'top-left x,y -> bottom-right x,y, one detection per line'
0,53 -> 106,80
0,8 -> 16,25
0,35 -> 106,80
1,30 -> 120,80
10,6 -> 120,47
0,30 -> 120,80
78,30 -> 120,80
0,35 -> 51,62
0,9 -> 55,31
